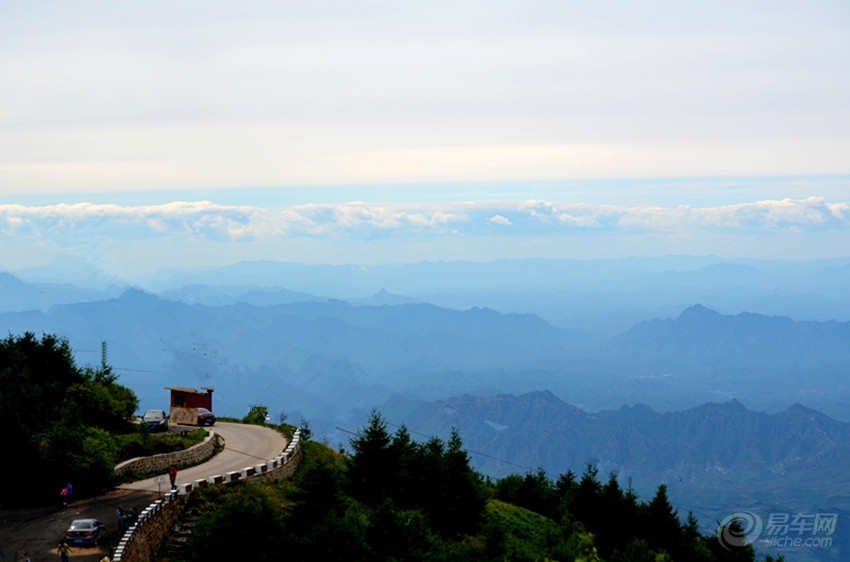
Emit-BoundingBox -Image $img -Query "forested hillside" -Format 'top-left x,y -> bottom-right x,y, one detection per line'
169,411 -> 783,562
0,332 -> 138,505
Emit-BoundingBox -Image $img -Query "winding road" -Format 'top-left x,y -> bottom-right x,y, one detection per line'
120,422 -> 288,493
0,422 -> 288,562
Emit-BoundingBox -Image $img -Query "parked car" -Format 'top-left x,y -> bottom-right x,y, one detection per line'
197,407 -> 216,426
65,519 -> 106,546
142,409 -> 169,432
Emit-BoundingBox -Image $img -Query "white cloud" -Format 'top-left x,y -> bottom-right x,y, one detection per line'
4,195 -> 850,275
2,198 -> 848,250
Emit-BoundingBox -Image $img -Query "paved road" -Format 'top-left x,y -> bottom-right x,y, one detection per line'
120,422 -> 289,492
0,423 -> 290,562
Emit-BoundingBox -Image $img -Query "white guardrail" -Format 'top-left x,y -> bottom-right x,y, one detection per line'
112,428 -> 302,562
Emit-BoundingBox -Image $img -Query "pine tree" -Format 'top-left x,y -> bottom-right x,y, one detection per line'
641,484 -> 682,555
347,409 -> 394,507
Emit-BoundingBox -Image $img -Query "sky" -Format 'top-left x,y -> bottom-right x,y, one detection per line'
1,1 -> 849,277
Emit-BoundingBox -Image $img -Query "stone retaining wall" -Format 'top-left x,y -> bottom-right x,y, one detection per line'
112,428 -> 302,562
114,430 -> 217,478
111,491 -> 188,562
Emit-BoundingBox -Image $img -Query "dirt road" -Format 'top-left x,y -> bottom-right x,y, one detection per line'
0,488 -> 157,562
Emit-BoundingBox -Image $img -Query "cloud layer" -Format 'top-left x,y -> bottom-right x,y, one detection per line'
2,198 -> 848,245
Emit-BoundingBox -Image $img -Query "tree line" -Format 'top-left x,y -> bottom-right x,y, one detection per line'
180,411 -> 783,562
0,333 -> 783,560
0,332 -> 138,505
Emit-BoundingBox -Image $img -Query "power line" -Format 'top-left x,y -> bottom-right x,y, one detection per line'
387,421 -> 534,471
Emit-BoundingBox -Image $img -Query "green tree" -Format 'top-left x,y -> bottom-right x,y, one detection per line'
287,450 -> 370,561
0,332 -> 138,504
243,404 -> 269,425
679,511 -> 715,562
706,517 -> 756,562
641,484 -> 682,555
495,468 -> 558,520
596,472 -> 635,557
187,484 -> 287,562
610,538 -> 658,562
367,500 -> 440,562
571,463 -> 603,533
433,428 -> 487,536
347,409 -> 395,507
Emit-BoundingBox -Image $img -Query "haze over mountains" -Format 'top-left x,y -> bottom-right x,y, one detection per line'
3,256 -> 850,419
379,391 -> 850,560
7,254 -> 850,330
3,255 -> 850,559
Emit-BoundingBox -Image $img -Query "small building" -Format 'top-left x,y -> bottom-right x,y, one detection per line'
166,387 -> 214,426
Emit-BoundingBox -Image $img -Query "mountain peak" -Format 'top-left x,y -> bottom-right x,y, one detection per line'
356,288 -> 421,306
617,403 -> 658,420
726,397 -> 747,410
677,303 -> 721,321
117,287 -> 161,304
781,402 -> 832,420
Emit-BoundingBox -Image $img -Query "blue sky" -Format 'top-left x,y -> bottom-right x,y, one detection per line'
1,1 -> 849,276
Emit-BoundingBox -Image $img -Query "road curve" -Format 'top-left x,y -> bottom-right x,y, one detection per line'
120,422 -> 288,492
0,423 -> 288,562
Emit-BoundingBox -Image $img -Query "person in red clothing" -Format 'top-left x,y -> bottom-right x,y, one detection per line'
169,465 -> 178,489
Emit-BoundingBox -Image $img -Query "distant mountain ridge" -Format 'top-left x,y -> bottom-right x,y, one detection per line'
379,390 -> 850,483
375,389 -> 850,562
0,271 -> 124,312
614,303 -> 850,367
8,256 -> 850,335
1,285 -> 849,423
3,258 -> 850,560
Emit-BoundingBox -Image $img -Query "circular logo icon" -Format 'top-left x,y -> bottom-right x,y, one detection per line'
717,511 -> 763,550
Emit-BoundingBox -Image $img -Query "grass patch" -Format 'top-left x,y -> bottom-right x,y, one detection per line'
484,499 -> 564,560
114,428 -> 208,462
115,431 -> 222,484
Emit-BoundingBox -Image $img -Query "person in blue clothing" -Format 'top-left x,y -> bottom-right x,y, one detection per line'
59,482 -> 74,506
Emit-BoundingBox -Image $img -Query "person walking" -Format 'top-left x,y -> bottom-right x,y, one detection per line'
21,552 -> 31,562
57,540 -> 72,562
125,507 -> 137,529
168,465 -> 178,490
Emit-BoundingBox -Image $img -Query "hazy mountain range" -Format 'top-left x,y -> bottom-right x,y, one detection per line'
2,257 -> 850,424
1,284 -> 848,422
7,255 -> 850,335
4,255 -> 850,560
376,391 -> 850,561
